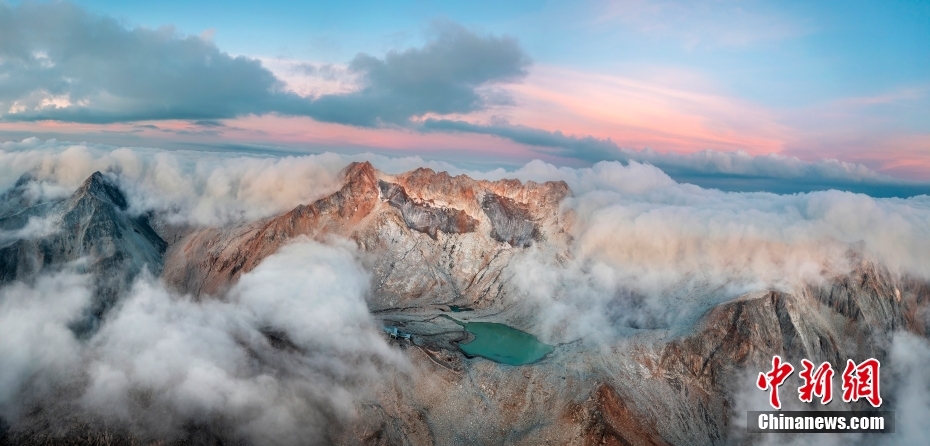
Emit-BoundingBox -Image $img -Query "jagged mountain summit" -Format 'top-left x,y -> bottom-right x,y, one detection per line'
0,163 -> 927,446
0,171 -> 166,334
161,161 -> 571,308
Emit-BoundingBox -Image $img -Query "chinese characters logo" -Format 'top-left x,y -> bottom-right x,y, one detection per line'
756,355 -> 881,409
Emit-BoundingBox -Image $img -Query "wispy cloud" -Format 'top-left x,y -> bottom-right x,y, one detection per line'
421,119 -> 930,196
501,65 -> 789,154
259,59 -> 360,98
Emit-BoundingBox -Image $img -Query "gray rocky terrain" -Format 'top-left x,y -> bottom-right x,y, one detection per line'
0,171 -> 166,335
0,162 -> 927,445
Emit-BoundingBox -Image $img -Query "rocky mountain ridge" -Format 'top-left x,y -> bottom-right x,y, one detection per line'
0,164 -> 927,445
0,171 -> 166,334
160,161 -> 572,309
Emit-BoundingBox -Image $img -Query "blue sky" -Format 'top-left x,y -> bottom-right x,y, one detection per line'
0,0 -> 928,195
63,0 -> 927,103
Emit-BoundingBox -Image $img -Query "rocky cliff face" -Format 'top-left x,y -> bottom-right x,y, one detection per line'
161,161 -> 571,309
1,164 -> 928,446
156,163 -> 930,445
0,172 -> 166,334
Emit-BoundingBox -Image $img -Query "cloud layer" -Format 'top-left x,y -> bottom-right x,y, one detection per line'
0,1 -> 286,123
301,21 -> 529,126
424,119 -> 930,197
0,137 -> 489,226
489,159 -> 930,342
0,2 -> 527,128
0,238 -> 403,444
6,139 -> 927,339
1,142 -> 930,442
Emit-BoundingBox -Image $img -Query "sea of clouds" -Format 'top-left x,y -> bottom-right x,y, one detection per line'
1,138 -> 930,444
0,237 -> 406,444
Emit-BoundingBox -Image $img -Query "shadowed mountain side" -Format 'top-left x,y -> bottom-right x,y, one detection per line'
0,172 -> 166,334
482,193 -> 538,248
0,174 -> 54,219
378,180 -> 477,239
619,261 -> 930,442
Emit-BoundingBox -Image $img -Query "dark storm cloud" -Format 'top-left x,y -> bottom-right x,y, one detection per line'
422,118 -> 620,160
299,22 -> 530,126
0,3 -> 528,126
0,1 -> 287,123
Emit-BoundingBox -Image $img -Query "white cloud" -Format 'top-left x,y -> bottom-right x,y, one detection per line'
0,138 -> 486,226
498,159 -> 930,342
882,333 -> 930,445
260,58 -> 360,98
0,271 -> 90,417
2,141 -> 930,442
0,215 -> 58,246
0,238 -> 404,444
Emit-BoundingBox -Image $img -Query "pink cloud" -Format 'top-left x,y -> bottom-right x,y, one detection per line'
2,62 -> 927,181
783,134 -> 930,181
502,64 -> 791,154
220,115 -> 536,157
0,116 -> 541,165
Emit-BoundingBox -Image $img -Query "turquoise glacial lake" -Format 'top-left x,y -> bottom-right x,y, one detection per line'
458,321 -> 554,366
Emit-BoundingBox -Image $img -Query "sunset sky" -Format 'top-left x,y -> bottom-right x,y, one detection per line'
1,0 -> 928,194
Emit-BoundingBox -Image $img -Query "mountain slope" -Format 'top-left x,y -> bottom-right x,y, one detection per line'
1,163 -> 929,445
161,161 -> 571,309
0,172 -> 166,333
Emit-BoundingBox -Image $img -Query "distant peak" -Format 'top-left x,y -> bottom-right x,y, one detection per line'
13,172 -> 36,187
341,161 -> 378,185
410,167 -> 437,176
75,171 -> 128,210
344,161 -> 375,175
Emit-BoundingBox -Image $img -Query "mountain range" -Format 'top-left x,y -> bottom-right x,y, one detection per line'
0,162 -> 926,445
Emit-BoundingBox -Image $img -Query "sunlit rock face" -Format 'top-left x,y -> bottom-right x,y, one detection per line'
155,163 -> 930,444
160,162 -> 382,297
2,163 -> 929,446
161,162 -> 571,309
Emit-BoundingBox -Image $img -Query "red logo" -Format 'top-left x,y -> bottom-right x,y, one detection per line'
842,358 -> 882,407
757,355 -> 794,409
757,356 -> 882,409
798,359 -> 834,404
